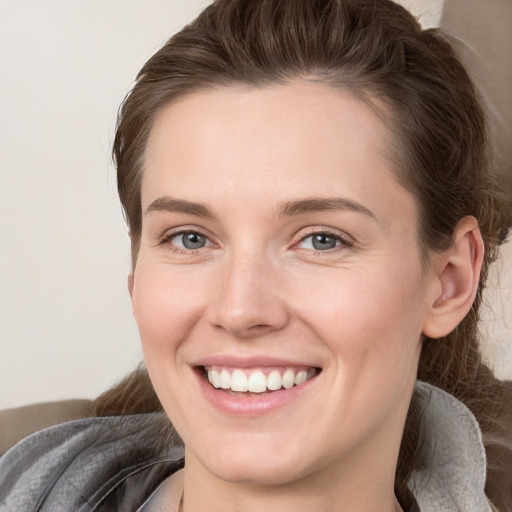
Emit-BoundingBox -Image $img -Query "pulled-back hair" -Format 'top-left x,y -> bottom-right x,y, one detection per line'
102,0 -> 512,508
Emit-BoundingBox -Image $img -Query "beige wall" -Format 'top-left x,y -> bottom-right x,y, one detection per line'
0,0 -> 509,409
0,0 -> 210,408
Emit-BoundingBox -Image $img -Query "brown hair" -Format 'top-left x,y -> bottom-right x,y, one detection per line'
100,0 -> 512,508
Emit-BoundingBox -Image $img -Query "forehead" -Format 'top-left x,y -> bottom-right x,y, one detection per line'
142,82 -> 415,225
145,82 -> 387,170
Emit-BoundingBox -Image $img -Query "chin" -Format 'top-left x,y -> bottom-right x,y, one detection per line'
184,430 -> 320,487
205,455 -> 311,487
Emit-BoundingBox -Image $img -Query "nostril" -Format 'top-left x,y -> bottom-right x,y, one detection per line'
213,320 -> 281,339
251,324 -> 272,331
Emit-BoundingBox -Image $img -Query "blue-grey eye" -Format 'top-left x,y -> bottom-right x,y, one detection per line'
298,233 -> 341,251
171,231 -> 210,249
312,234 -> 338,250
182,232 -> 206,249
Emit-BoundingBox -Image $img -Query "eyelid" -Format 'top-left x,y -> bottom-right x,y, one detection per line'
293,227 -> 355,250
157,225 -> 354,253
159,226 -> 216,250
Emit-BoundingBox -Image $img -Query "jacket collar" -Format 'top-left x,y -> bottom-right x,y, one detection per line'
0,382 -> 491,511
409,381 -> 491,511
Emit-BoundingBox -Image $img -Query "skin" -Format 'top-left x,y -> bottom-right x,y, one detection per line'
129,82 -> 483,512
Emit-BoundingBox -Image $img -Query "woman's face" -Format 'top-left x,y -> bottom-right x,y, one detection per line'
131,83 -> 440,486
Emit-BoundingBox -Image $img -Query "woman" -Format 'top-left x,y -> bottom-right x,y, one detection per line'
1,0 -> 510,510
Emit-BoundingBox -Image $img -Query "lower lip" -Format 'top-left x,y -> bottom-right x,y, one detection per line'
194,368 -> 319,417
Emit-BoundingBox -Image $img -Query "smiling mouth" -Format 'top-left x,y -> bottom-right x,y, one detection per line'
201,366 -> 320,395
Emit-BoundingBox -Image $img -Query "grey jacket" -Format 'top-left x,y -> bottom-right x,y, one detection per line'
0,382 -> 491,512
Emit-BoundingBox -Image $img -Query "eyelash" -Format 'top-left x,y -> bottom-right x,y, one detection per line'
159,227 -> 354,254
295,228 -> 354,252
159,228 -> 213,255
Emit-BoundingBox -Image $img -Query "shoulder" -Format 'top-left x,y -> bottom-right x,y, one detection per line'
0,413 -> 184,511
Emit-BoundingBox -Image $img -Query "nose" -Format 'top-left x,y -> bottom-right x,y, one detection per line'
208,250 -> 290,339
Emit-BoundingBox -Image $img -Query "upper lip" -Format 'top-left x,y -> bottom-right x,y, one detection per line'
190,354 -> 320,369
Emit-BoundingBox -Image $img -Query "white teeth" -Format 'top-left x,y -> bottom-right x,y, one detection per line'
230,369 -> 248,392
267,370 -> 282,391
294,370 -> 307,386
282,369 -> 295,389
206,367 -> 317,393
220,369 -> 231,389
248,371 -> 267,393
208,370 -> 221,388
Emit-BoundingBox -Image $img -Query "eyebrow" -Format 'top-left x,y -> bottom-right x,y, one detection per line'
277,197 -> 375,218
144,197 -> 215,218
144,196 -> 375,220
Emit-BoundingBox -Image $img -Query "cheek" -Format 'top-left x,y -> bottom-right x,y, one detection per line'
131,265 -> 204,357
297,260 -> 426,377
131,265 -> 206,420
302,260 -> 424,332
307,269 -> 425,429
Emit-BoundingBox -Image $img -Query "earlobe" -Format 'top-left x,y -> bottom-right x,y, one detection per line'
422,216 -> 484,339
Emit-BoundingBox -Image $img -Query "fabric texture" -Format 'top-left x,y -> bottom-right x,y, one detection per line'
0,399 -> 94,457
409,383 -> 491,511
0,382 -> 491,512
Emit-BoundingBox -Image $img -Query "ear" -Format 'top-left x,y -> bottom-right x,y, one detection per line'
422,216 -> 484,339
128,273 -> 135,299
